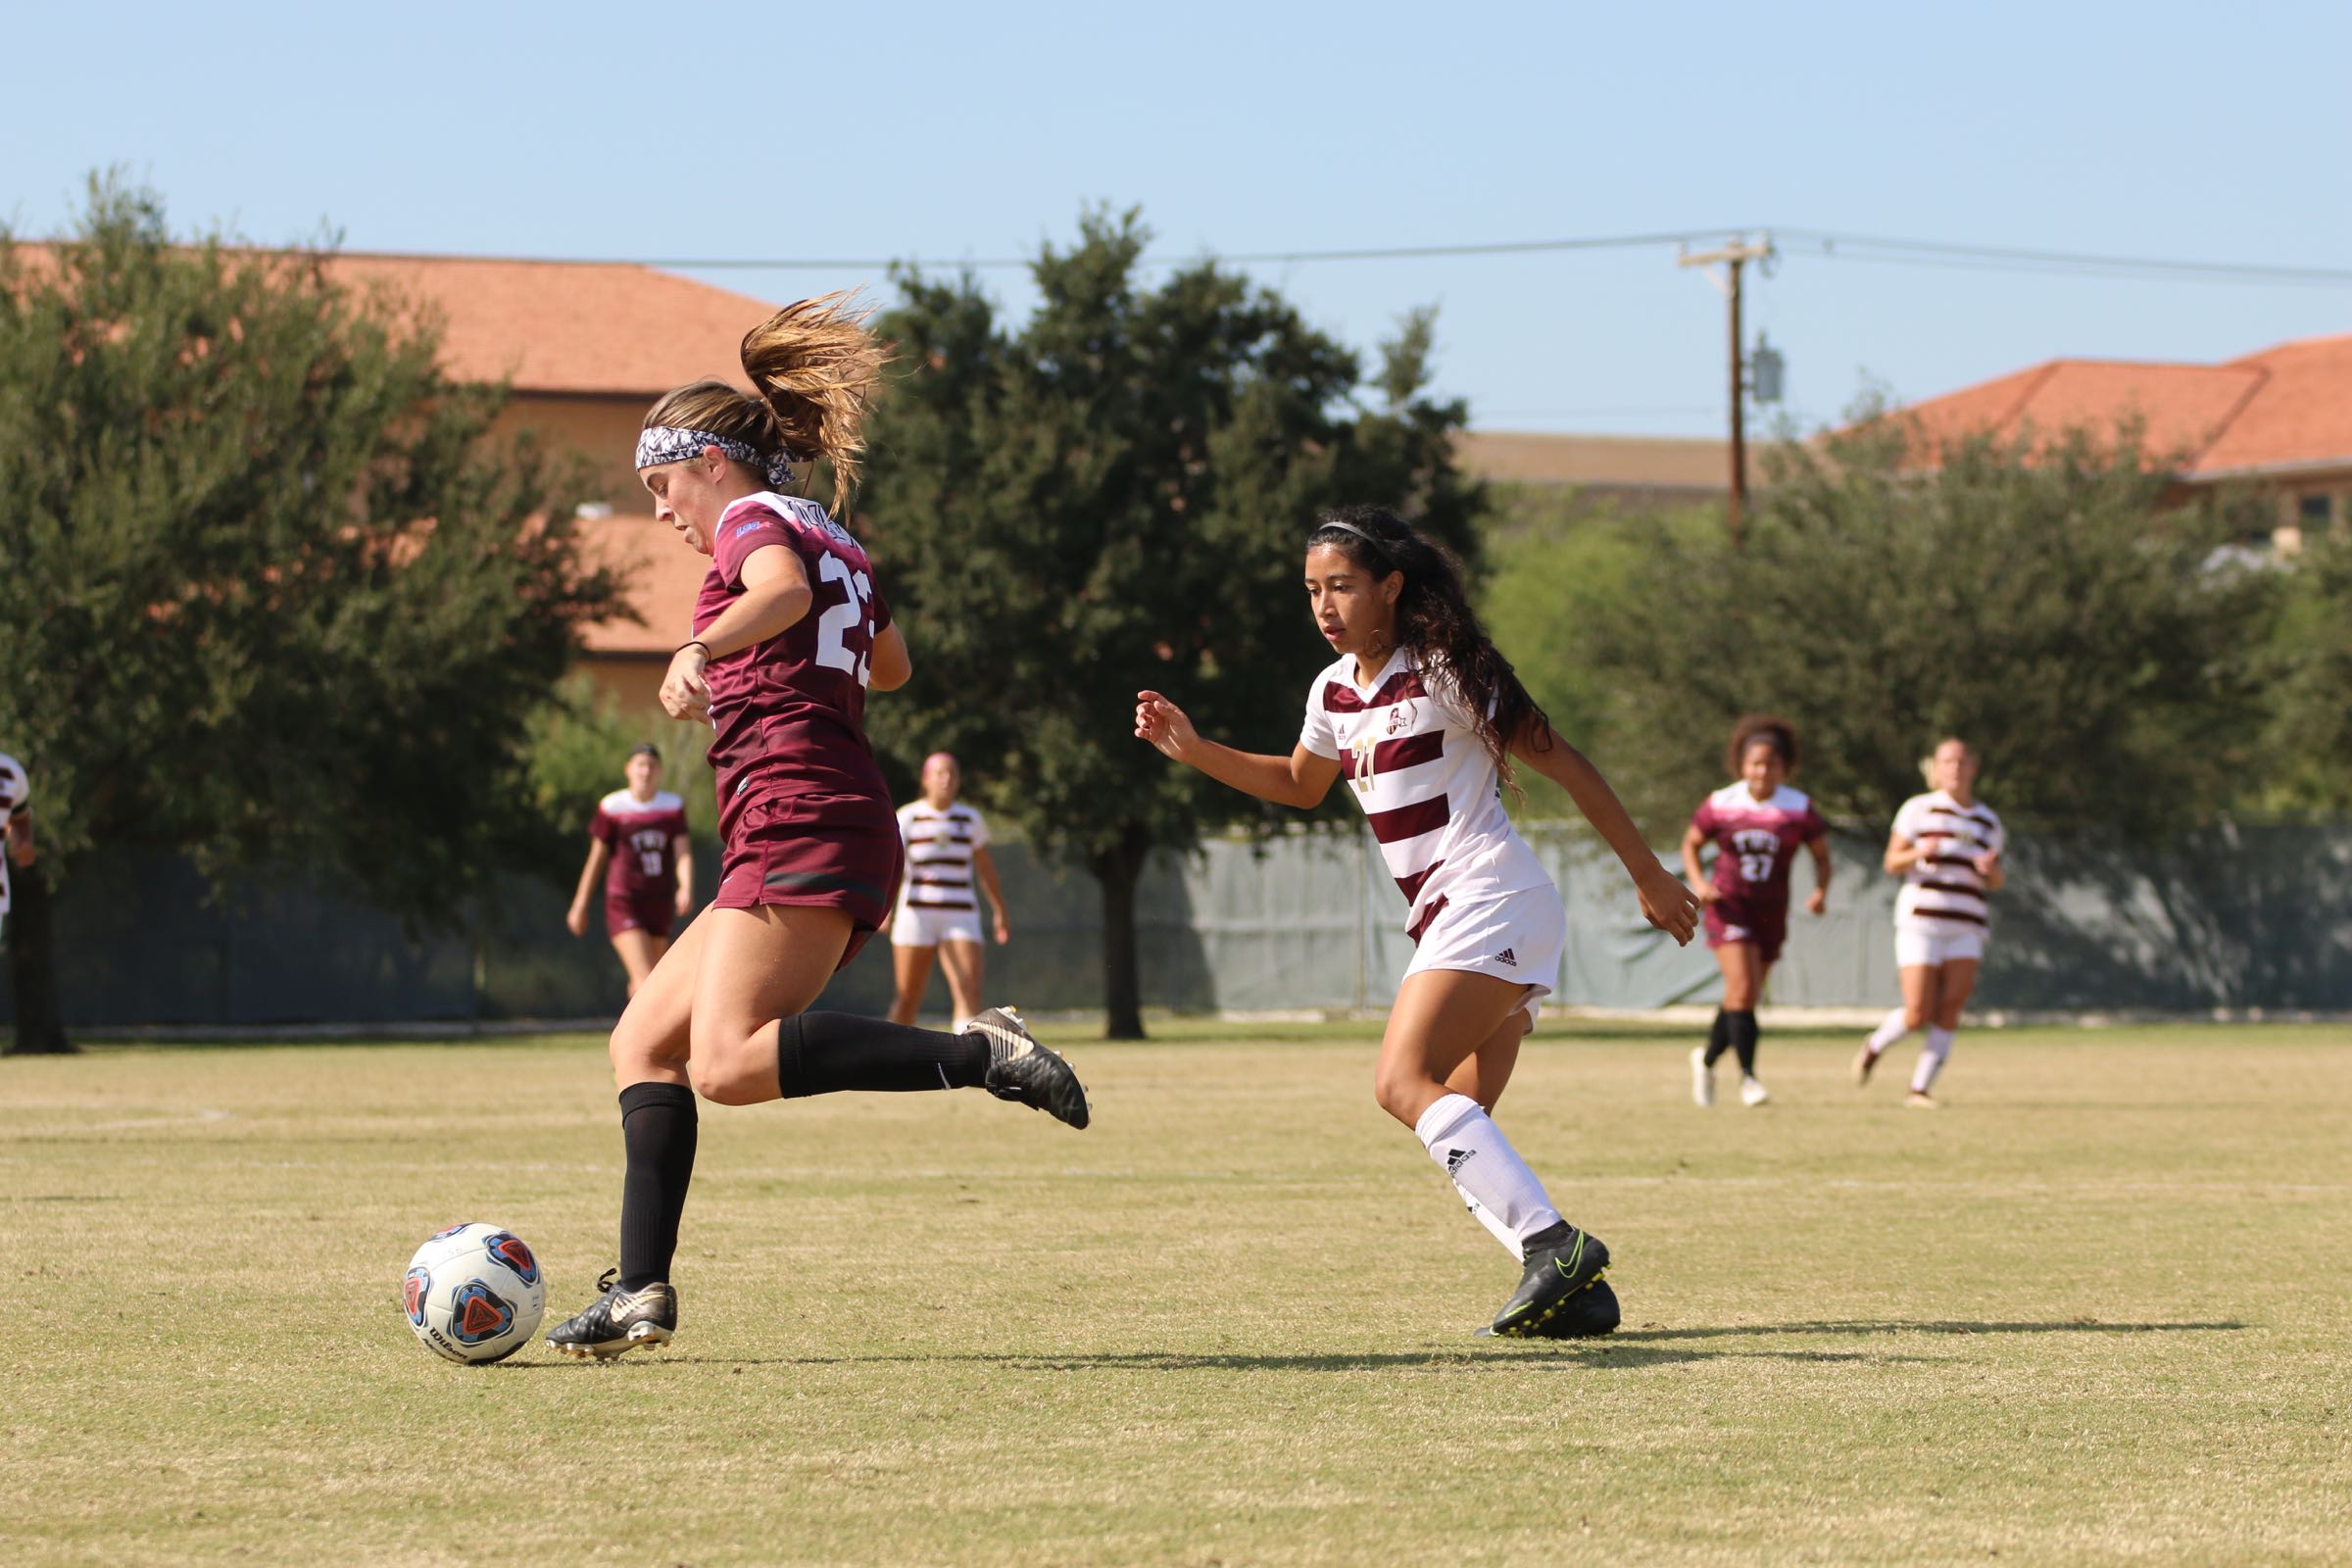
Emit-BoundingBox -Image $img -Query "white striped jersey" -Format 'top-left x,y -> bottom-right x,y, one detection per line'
1892,790 -> 2006,930
895,801 -> 990,914
1298,649 -> 1550,942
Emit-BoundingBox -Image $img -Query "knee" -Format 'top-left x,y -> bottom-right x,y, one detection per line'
1371,1062 -> 1430,1126
687,1054 -> 765,1107
686,1025 -> 770,1106
609,1021 -> 680,1084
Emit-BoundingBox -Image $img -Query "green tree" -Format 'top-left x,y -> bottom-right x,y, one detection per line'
0,178 -> 618,1053
860,209 -> 1483,1037
1573,402 -> 2277,839
2253,527 -> 2352,814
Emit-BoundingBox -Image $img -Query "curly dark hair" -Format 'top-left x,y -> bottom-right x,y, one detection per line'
1305,504 -> 1548,782
1725,714 -> 1799,776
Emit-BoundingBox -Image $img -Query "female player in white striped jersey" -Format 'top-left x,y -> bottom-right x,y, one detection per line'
883,751 -> 1011,1031
1136,505 -> 1698,1339
1854,738 -> 2006,1105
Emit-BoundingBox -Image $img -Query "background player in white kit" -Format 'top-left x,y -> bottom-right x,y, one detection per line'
883,752 -> 1011,1031
1136,505 -> 1697,1339
0,753 -> 33,942
1855,738 -> 2006,1105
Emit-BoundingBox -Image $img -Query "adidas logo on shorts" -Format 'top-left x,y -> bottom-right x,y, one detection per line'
1494,948 -> 1516,966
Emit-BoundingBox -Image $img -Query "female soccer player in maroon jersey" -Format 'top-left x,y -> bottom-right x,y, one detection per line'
546,295 -> 1089,1360
1680,716 -> 1831,1108
1136,505 -> 1698,1340
564,744 -> 692,997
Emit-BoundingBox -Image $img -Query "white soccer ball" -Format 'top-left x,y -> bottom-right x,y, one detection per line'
402,1222 -> 546,1364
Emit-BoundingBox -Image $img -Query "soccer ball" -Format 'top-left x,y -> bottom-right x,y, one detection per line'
402,1222 -> 546,1364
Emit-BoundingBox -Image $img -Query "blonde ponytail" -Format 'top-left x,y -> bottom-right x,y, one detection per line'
739,289 -> 892,515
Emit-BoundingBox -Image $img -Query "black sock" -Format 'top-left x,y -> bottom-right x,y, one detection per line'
1726,1010 -> 1759,1076
774,1011 -> 988,1098
1702,1007 -> 1731,1066
616,1081 -> 697,1291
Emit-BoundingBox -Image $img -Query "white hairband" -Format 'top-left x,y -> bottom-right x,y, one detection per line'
635,425 -> 796,491
1313,518 -> 1391,554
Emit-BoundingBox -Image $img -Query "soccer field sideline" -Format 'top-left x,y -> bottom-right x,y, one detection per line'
4,1024 -> 2348,1566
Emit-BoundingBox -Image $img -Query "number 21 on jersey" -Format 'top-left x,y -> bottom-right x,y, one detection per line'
812,552 -> 876,685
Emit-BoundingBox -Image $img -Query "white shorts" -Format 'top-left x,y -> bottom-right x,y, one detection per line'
1896,924 -> 1984,968
891,904 -> 984,949
1400,885 -> 1566,1027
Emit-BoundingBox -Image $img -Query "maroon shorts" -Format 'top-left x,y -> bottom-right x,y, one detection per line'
605,888 -> 675,941
711,789 -> 903,971
1705,898 -> 1788,965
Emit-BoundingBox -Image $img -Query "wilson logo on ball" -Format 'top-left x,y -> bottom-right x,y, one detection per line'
404,1267 -> 430,1326
480,1232 -> 539,1286
449,1282 -> 517,1345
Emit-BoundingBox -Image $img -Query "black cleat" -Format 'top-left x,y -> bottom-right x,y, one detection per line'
966,1006 -> 1090,1129
1528,1277 -> 1620,1338
1490,1222 -> 1611,1339
545,1268 -> 676,1360
1475,1278 -> 1621,1341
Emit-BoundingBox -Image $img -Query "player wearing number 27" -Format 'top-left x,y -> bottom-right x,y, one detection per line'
544,295 -> 1089,1361
1680,716 -> 1830,1109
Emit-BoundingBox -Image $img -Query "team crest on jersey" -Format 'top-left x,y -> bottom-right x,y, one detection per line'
449,1282 -> 517,1345
404,1266 -> 430,1325
479,1232 -> 539,1286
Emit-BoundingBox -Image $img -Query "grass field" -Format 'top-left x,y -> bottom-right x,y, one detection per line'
4,1020 -> 2349,1566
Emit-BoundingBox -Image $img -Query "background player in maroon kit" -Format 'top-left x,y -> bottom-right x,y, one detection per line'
564,744 -> 692,997
1679,715 -> 1831,1107
545,294 -> 1089,1361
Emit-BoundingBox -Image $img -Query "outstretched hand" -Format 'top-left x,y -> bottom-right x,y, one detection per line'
1637,860 -> 1702,946
1134,690 -> 1197,763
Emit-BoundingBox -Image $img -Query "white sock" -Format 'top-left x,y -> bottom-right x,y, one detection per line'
1913,1027 -> 1954,1093
1868,1006 -> 1912,1054
1414,1093 -> 1563,1259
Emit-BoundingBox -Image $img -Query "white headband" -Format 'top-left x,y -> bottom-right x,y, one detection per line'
1312,518 -> 1391,556
635,425 -> 796,491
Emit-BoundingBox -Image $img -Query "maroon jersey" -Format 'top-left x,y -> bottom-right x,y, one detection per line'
591,789 -> 688,900
693,493 -> 896,847
1691,782 -> 1827,910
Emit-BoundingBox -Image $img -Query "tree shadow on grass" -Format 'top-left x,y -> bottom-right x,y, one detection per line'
1613,1318 -> 2248,1342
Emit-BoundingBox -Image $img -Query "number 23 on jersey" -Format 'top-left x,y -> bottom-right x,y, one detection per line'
812,552 -> 876,686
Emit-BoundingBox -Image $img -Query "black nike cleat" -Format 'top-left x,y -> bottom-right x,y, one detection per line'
1490,1222 -> 1611,1339
545,1268 -> 676,1360
1475,1278 -> 1621,1341
966,1006 -> 1090,1129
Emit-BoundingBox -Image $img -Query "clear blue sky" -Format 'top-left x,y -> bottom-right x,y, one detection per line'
9,1 -> 2348,437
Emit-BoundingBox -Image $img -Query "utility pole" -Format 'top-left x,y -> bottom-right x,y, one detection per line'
1678,233 -> 1775,546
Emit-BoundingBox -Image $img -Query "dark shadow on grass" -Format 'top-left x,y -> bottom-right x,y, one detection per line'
1614,1318 -> 2248,1342
507,1345 -> 1931,1373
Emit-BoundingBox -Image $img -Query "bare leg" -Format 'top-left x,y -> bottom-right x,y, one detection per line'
687,905 -> 856,1105
611,929 -> 664,998
935,938 -> 986,1029
1444,1009 -> 1529,1113
888,942 -> 937,1026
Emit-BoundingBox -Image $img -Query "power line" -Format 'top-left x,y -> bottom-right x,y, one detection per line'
626,227 -> 1738,273
1775,227 -> 2352,289
606,226 -> 2352,290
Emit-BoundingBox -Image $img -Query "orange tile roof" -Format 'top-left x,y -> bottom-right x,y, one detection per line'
2201,333 -> 2352,474
324,254 -> 778,397
576,514 -> 710,655
1901,333 -> 2352,478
